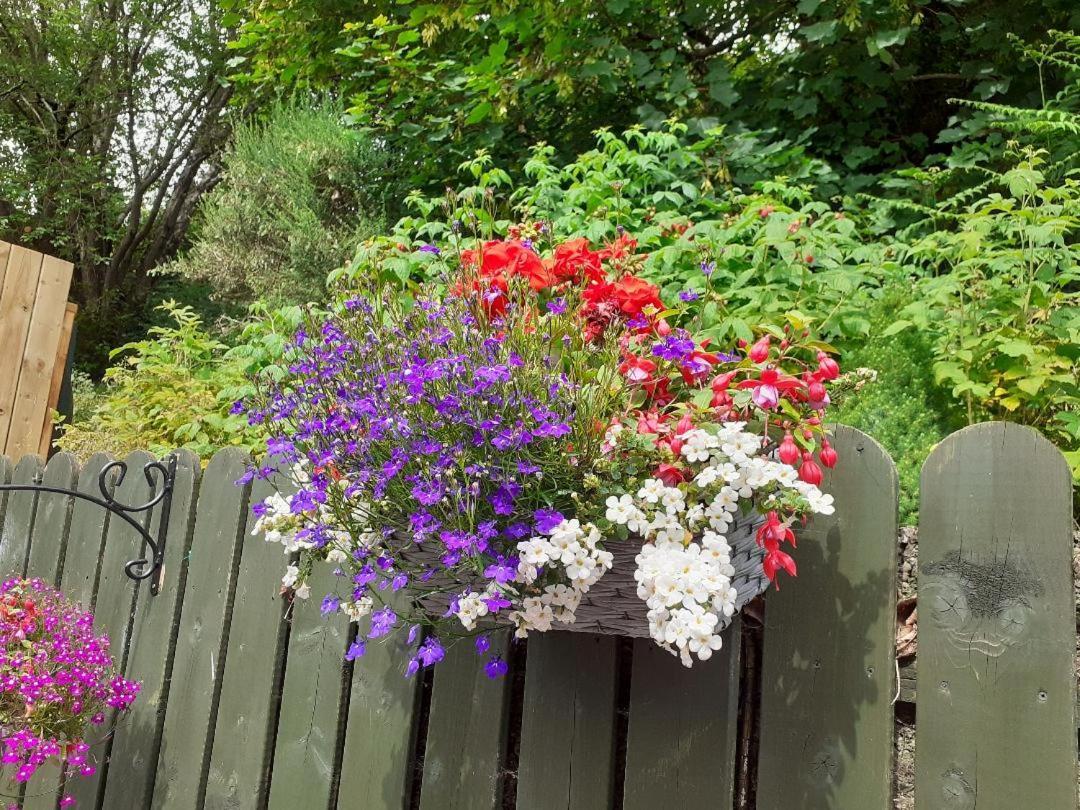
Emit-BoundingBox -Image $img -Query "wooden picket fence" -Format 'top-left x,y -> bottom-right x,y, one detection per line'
0,422 -> 1073,809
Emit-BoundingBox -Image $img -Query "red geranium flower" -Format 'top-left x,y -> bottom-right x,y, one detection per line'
611,274 -> 665,316
547,238 -> 605,284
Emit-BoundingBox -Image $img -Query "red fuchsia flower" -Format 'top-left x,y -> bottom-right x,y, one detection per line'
737,367 -> 803,411
619,354 -> 657,384
547,238 -> 605,284
636,410 -> 667,435
756,511 -> 798,584
798,451 -> 824,485
678,341 -> 722,385
807,377 -> 829,410
819,439 -> 838,469
817,351 -> 840,380
778,432 -> 800,466
748,335 -> 771,363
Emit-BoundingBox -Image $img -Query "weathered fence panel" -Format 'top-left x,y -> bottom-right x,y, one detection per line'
0,420 -> 1074,810
916,422 -> 1076,809
757,426 -> 899,808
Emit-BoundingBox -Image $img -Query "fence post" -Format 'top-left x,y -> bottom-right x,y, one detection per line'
916,422 -> 1075,809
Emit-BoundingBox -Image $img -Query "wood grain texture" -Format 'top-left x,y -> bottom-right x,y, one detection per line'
0,245 -> 44,452
150,448 -> 250,810
39,302 -> 77,456
63,450 -> 155,808
6,253 -> 73,459
102,450 -> 202,810
0,240 -> 11,290
336,597 -> 420,810
757,426 -> 899,809
204,474 -> 291,810
915,422 -> 1076,810
0,454 -> 44,577
418,632 -> 512,810
515,633 -> 618,810
267,565 -> 352,810
623,621 -> 741,810
57,454 -> 115,609
24,452 -> 78,584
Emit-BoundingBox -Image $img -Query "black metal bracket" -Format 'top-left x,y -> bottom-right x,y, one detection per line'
0,454 -> 178,596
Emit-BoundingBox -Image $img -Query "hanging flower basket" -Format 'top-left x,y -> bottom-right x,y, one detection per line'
242,226 -> 838,674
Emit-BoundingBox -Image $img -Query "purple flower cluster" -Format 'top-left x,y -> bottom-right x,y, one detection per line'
0,578 -> 139,797
245,291 -> 591,676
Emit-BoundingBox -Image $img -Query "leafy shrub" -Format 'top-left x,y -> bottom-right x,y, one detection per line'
166,101 -> 397,305
56,303 -> 296,461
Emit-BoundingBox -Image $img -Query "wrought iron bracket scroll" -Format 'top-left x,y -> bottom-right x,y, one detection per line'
0,454 -> 178,596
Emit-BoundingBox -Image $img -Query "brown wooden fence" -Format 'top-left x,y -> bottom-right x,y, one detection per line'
0,240 -> 75,460
0,422 -> 1074,809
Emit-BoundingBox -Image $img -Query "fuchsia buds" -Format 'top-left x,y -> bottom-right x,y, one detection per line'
778,432 -> 800,465
798,451 -> 823,486
819,439 -> 838,468
749,335 -> 771,363
817,351 -> 840,380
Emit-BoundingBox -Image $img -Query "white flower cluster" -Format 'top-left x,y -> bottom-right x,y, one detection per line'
604,422 -> 835,666
475,518 -> 615,639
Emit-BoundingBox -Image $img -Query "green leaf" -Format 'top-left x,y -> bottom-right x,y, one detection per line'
882,319 -> 912,336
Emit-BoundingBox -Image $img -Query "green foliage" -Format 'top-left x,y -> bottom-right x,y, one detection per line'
224,0 -> 1080,189
167,101 -> 397,304
830,296 -> 957,524
886,147 -> 1080,478
56,303 -> 302,461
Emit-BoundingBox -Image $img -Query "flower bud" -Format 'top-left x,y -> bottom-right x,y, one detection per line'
798,451 -> 823,486
817,351 -> 840,380
749,336 -> 771,363
820,440 -> 838,468
778,433 -> 799,465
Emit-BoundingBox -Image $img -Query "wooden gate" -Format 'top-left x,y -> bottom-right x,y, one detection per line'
0,422 -> 1074,809
0,240 -> 75,460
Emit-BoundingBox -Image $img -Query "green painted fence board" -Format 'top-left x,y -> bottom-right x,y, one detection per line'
150,448 -> 250,810
915,422 -> 1076,810
58,454 -> 115,610
204,475 -> 291,810
418,631 -> 512,810
336,599 -> 420,810
0,454 -> 43,576
24,452 -> 78,584
65,450 -> 155,808
757,425 -> 899,809
21,452 -> 79,810
0,456 -> 12,530
102,450 -> 202,810
267,564 -> 351,810
623,621 -> 741,810
515,632 -> 618,810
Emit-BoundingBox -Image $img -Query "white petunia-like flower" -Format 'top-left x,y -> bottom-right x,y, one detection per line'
637,478 -> 667,504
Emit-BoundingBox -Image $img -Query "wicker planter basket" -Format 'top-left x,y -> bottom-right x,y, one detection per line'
405,510 -> 770,639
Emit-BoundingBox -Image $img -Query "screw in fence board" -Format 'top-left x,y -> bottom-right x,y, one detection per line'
148,448 -> 250,810
203,472 -> 293,810
63,450 -> 156,808
0,454 -> 44,576
622,619 -> 742,810
915,422 -> 1075,810
102,450 -> 201,810
418,631 -> 513,810
336,595 -> 421,810
24,452 -> 78,585
515,632 -> 619,810
20,452 -> 79,810
756,425 -> 899,809
266,563 -> 352,810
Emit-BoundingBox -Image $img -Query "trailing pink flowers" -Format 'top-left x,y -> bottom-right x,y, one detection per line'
0,578 -> 139,807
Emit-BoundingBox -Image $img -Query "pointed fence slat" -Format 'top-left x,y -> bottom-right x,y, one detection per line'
335,598 -> 420,810
267,565 -> 352,810
516,633 -> 619,810
757,425 -> 899,809
622,624 -> 742,810
418,631 -> 512,810
150,448 -> 250,810
204,475 -> 291,810
915,422 -> 1076,809
102,450 -> 201,810
0,454 -> 44,576
24,452 -> 78,584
